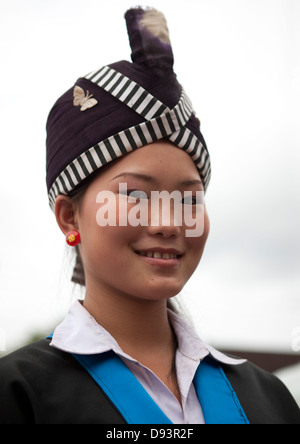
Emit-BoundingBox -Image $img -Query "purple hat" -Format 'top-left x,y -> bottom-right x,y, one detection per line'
46,7 -> 211,210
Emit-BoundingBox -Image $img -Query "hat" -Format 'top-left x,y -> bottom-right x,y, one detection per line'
46,7 -> 211,210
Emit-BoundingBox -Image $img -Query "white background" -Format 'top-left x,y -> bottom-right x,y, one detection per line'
0,0 -> 299,353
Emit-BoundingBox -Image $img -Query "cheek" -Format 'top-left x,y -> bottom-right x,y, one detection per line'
80,191 -> 142,252
185,210 -> 210,265
79,224 -> 137,294
202,210 -> 210,244
82,223 -> 137,260
80,205 -> 140,275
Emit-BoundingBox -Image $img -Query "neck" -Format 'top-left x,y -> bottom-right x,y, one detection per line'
83,280 -> 176,359
83,279 -> 181,405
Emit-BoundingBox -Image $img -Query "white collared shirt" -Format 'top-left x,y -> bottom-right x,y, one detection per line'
50,301 -> 245,424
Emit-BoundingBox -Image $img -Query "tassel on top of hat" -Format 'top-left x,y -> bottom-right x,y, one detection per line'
125,7 -> 174,68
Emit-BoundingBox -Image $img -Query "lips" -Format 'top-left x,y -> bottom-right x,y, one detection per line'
137,251 -> 179,259
135,248 -> 184,261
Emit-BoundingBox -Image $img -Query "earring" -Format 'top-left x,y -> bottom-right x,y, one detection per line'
66,230 -> 81,246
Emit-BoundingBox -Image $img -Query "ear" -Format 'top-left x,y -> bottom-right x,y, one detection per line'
55,195 -> 79,236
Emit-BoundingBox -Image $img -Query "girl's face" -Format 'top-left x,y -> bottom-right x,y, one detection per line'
75,141 -> 210,302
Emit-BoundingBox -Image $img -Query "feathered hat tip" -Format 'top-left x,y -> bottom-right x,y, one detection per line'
125,7 -> 174,68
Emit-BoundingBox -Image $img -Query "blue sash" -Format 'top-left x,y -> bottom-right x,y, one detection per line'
72,351 -> 249,425
194,357 -> 249,424
73,352 -> 172,424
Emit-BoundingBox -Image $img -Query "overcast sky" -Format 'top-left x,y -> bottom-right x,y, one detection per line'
0,0 -> 299,354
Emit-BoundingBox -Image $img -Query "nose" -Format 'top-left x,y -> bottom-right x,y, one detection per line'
146,196 -> 182,239
147,223 -> 181,239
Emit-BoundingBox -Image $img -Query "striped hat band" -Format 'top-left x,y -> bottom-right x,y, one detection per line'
48,65 -> 211,210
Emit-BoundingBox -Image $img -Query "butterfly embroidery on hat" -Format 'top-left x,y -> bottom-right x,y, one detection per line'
73,86 -> 98,111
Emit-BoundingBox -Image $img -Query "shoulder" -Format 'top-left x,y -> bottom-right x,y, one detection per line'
0,338 -> 67,367
0,340 -> 125,424
0,339 -> 76,387
223,360 -> 300,424
0,340 -> 73,424
0,338 -> 74,371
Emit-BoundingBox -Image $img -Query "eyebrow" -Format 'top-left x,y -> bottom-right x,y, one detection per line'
111,172 -> 203,188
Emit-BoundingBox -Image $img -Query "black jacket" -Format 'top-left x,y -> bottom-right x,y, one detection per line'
0,339 -> 299,424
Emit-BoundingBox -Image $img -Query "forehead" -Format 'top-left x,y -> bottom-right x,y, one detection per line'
99,141 -> 201,183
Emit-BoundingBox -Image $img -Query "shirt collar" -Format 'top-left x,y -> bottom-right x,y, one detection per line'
50,300 -> 245,366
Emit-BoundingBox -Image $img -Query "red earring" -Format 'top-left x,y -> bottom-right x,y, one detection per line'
66,231 -> 81,246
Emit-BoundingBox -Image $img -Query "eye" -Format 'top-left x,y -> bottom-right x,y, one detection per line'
181,194 -> 203,205
127,189 -> 149,201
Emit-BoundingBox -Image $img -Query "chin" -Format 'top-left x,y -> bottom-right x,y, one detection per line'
139,279 -> 185,301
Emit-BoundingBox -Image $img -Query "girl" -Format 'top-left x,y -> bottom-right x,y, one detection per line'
0,7 -> 299,425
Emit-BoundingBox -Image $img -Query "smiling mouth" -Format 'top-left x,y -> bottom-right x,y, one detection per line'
135,250 -> 183,260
